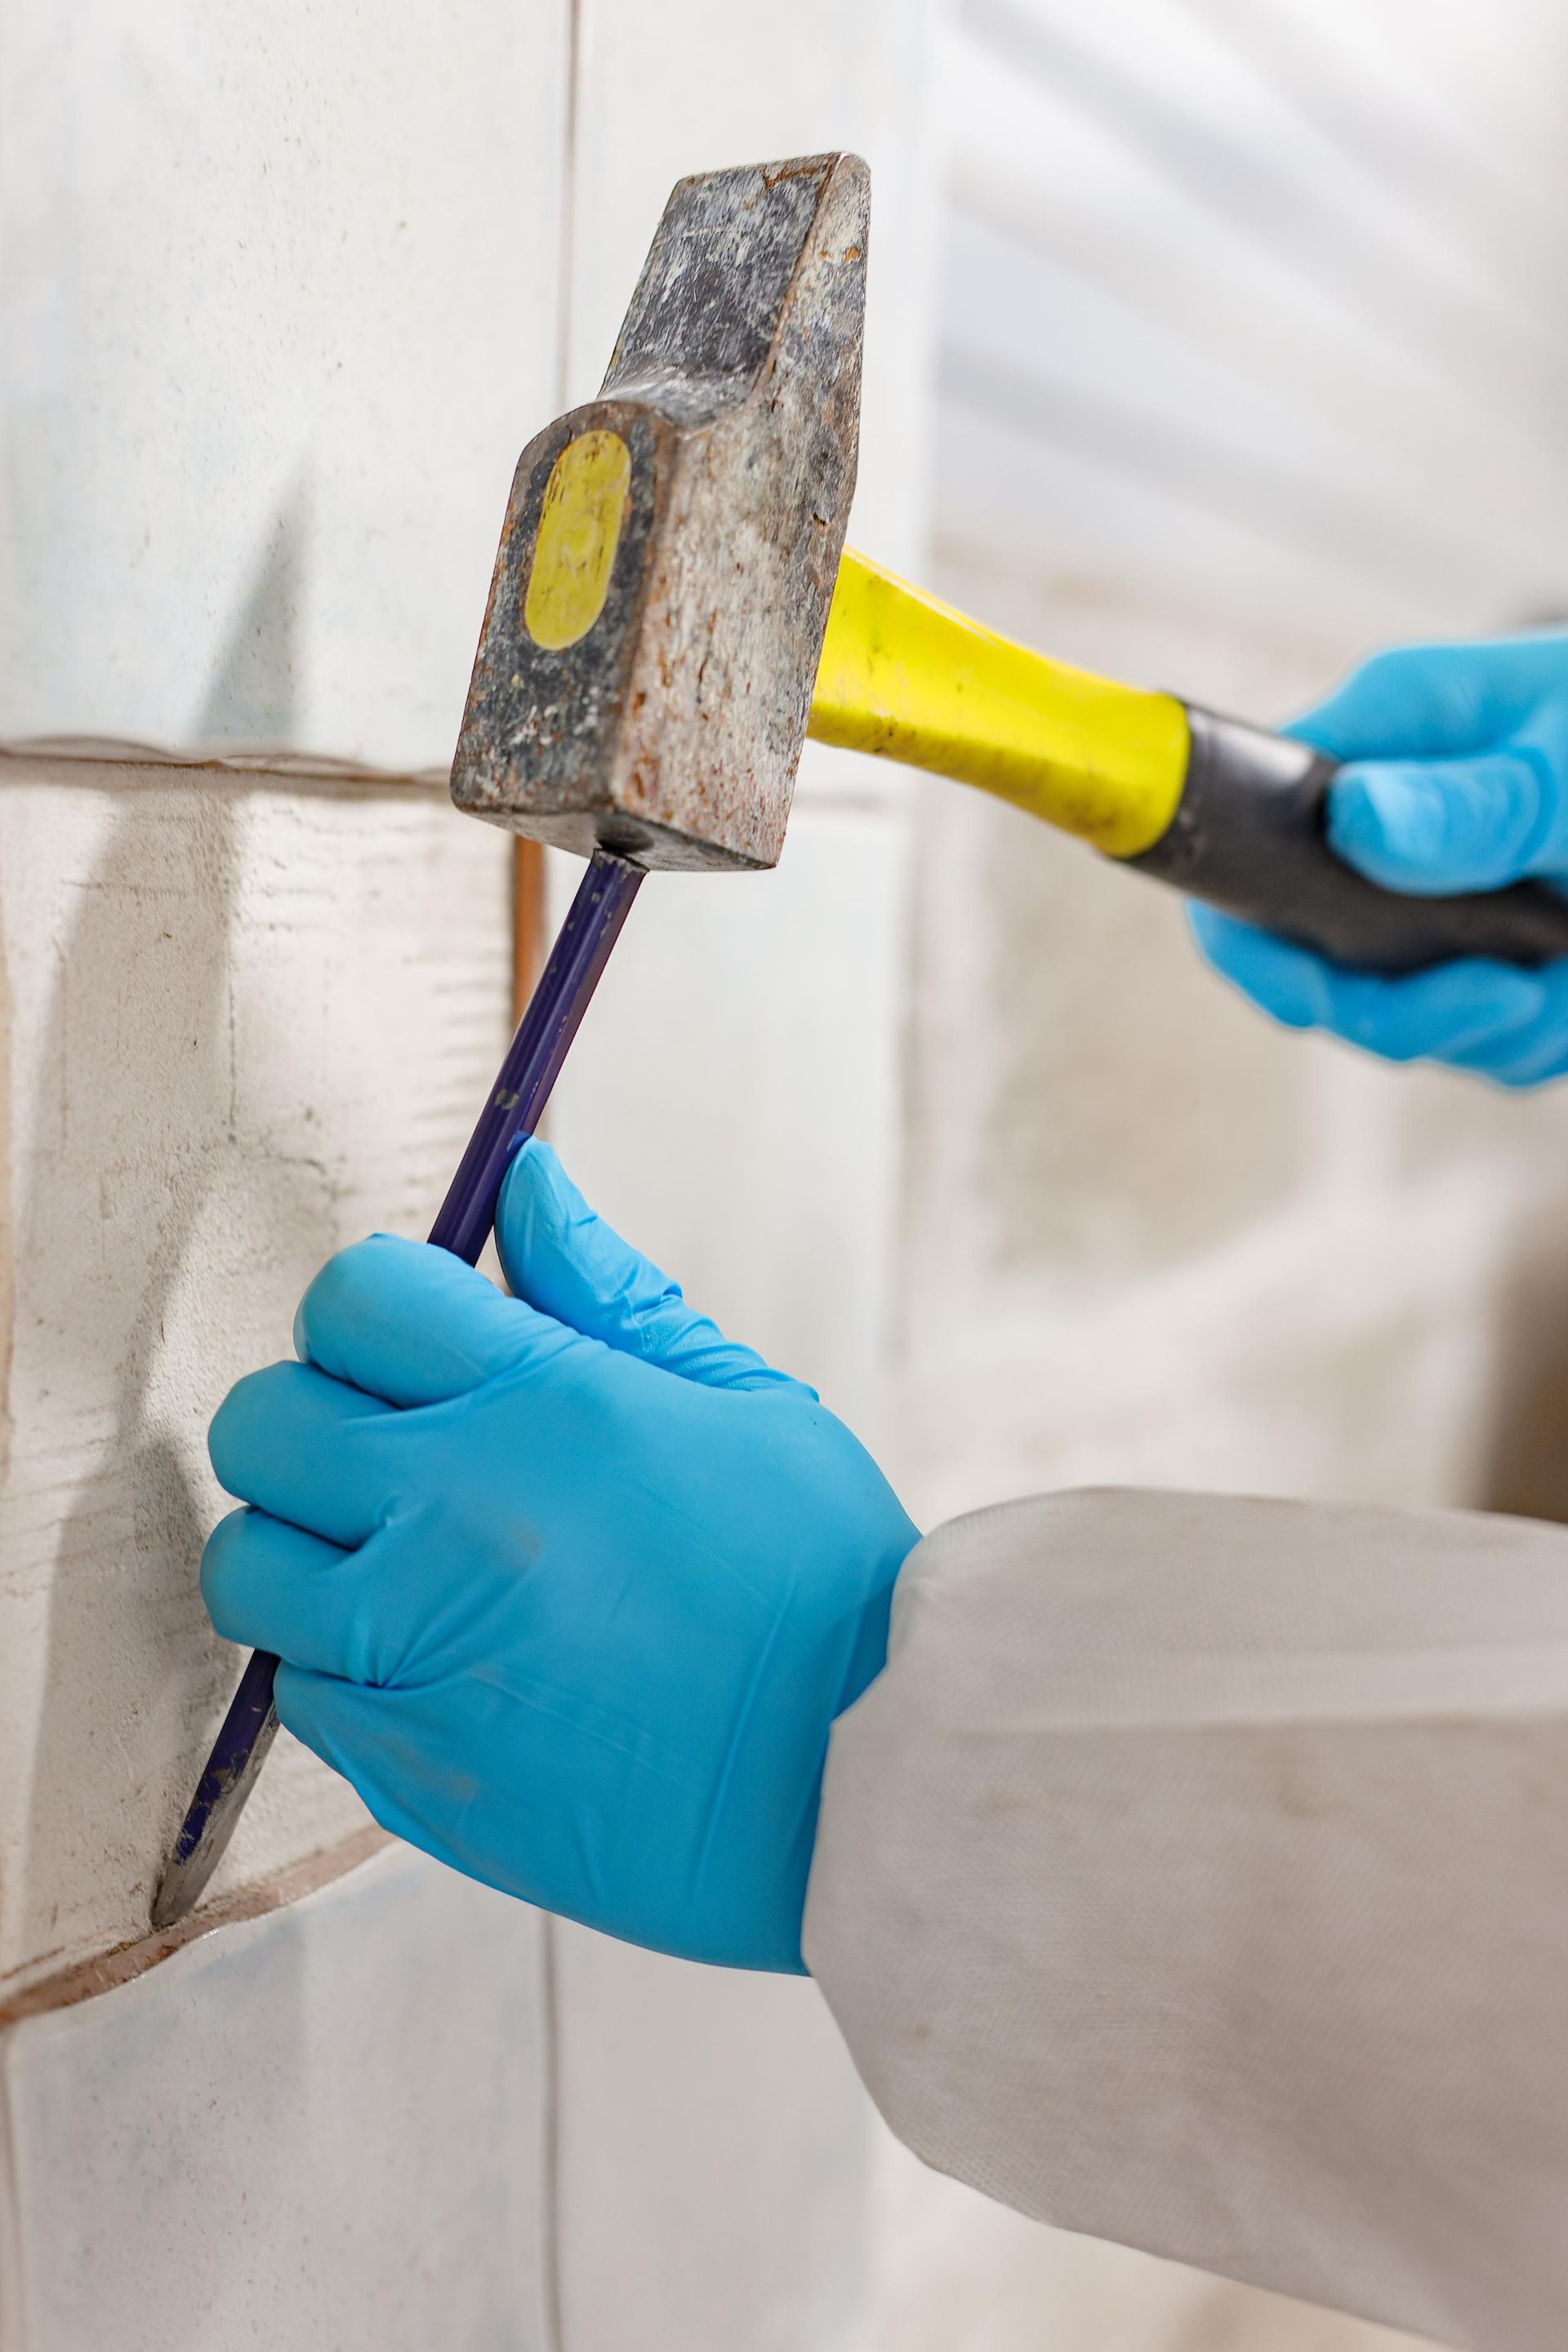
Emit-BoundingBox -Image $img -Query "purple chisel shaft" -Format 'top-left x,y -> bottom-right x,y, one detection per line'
149,849 -> 645,1930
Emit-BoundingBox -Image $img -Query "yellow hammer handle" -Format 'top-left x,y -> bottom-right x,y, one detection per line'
807,547 -> 1189,861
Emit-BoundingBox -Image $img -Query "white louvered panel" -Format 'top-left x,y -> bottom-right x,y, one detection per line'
943,209 -> 1549,623
1180,0 -> 1568,312
960,0 -> 1568,403
942,33 -> 1568,537
937,0 -> 1568,643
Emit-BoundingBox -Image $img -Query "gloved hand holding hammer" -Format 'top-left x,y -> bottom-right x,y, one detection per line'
179,154 -> 1568,2352
1195,631 -> 1568,1085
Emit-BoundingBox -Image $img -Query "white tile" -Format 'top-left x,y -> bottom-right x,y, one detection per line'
0,0 -> 568,768
552,1920 -> 871,2352
546,796 -> 911,1450
1,1845 -> 546,2352
0,766 -> 512,1989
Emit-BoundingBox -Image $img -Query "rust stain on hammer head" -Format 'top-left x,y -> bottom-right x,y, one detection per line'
449,154 -> 868,873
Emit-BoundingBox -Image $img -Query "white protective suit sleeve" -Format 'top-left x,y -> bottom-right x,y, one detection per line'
802,1488 -> 1568,2352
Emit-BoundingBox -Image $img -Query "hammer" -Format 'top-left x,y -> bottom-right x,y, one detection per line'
450,158 -> 1568,970
155,147 -> 1568,1927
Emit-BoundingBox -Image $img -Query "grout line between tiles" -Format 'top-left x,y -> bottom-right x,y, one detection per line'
0,1825 -> 393,2030
0,738 -> 449,792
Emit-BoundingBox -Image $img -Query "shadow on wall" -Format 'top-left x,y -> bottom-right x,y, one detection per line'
1481,1226 -> 1568,1527
192,479 -> 309,746
17,501 -> 329,1965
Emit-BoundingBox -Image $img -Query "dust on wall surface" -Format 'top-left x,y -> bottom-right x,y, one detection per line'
0,763 -> 513,1993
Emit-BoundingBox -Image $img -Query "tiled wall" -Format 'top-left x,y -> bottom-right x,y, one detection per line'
0,0 -> 568,768
1,1848 -> 549,2351
0,1 -> 938,2346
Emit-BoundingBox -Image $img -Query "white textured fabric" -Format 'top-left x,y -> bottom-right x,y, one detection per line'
803,1489 -> 1568,2352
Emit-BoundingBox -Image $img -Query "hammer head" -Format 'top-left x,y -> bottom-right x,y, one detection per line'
451,154 -> 868,871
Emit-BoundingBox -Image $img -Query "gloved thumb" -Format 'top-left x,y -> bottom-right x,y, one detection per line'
1325,751 -> 1565,897
496,1139 -> 807,1394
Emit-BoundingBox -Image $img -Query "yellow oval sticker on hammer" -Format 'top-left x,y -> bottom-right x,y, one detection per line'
524,430 -> 632,651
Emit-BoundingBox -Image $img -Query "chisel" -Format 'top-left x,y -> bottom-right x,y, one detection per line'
150,851 -> 643,1927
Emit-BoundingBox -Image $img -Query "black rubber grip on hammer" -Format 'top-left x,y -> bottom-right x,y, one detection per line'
1127,706 -> 1568,976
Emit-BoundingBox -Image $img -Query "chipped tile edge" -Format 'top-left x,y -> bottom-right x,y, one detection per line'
0,1827 -> 394,2030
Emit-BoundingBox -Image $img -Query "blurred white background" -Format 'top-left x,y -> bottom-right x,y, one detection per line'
904,0 -> 1568,1544
872,4 -> 1568,2345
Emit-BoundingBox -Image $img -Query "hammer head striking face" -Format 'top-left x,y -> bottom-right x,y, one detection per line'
451,154 -> 869,871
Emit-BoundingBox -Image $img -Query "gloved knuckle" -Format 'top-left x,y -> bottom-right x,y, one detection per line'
208,1359 -> 310,1486
207,1377 -> 258,1480
198,1510 -> 248,1628
301,1236 -> 388,1346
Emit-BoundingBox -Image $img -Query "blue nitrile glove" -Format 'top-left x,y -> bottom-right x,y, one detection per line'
1191,634 -> 1568,1085
200,1140 -> 918,1972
